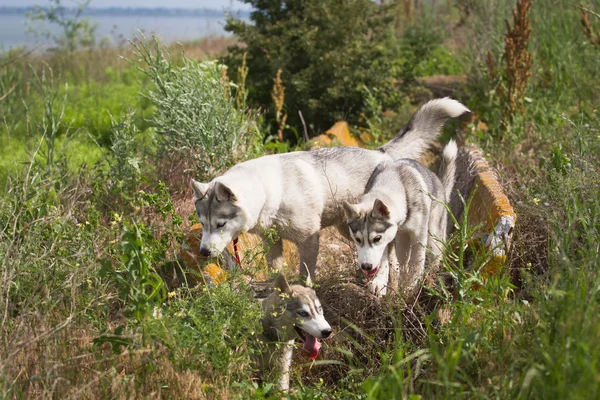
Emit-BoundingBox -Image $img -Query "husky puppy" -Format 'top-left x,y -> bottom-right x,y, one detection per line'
258,273 -> 332,391
191,98 -> 469,277
343,140 -> 458,296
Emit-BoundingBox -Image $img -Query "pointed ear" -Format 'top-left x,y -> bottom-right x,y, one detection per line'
302,263 -> 313,288
274,274 -> 292,294
191,179 -> 209,199
342,201 -> 360,221
215,182 -> 236,202
372,199 -> 391,220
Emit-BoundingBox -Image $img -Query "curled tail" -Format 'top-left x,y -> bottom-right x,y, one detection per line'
377,97 -> 469,160
439,139 -> 458,202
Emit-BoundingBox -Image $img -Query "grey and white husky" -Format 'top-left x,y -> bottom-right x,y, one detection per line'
191,98 -> 469,277
343,140 -> 459,297
258,273 -> 332,391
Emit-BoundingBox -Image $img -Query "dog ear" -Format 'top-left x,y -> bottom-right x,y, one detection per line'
372,199 -> 391,220
342,201 -> 360,221
191,179 -> 209,199
302,263 -> 313,288
274,274 -> 292,294
215,182 -> 236,202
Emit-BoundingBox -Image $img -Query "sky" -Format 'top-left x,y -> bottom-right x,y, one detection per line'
0,0 -> 251,10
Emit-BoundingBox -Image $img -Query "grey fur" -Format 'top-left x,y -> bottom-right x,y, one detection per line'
257,275 -> 331,391
343,140 -> 459,297
191,98 -> 470,277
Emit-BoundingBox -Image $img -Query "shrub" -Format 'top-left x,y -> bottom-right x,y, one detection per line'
131,35 -> 260,178
224,0 -> 403,138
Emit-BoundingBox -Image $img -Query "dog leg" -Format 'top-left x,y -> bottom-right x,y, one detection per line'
262,236 -> 284,272
394,230 -> 412,291
276,341 -> 294,392
368,249 -> 390,297
404,228 -> 428,295
387,241 -> 400,297
426,203 -> 447,271
297,232 -> 320,278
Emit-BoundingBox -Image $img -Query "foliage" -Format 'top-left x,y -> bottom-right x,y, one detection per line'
99,220 -> 167,323
131,34 -> 259,178
579,4 -> 600,47
59,71 -> 153,146
224,0 -> 403,137
148,283 -> 262,376
26,0 -> 98,53
2,0 -> 600,398
413,45 -> 464,77
397,18 -> 446,88
485,0 -> 533,133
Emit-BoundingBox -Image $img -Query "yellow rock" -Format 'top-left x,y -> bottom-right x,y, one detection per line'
326,121 -> 361,147
310,121 -> 365,148
203,263 -> 228,285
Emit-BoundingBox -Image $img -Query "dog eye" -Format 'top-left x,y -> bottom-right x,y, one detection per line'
373,235 -> 382,243
297,311 -> 309,318
216,222 -> 226,229
355,237 -> 362,245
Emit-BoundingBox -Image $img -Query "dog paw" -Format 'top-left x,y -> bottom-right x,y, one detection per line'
368,276 -> 388,297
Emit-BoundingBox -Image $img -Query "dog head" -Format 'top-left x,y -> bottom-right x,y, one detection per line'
343,199 -> 397,278
264,273 -> 332,359
191,179 -> 248,257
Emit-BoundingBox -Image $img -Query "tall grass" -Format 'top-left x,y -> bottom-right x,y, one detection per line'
1,0 -> 599,398
0,34 -> 267,399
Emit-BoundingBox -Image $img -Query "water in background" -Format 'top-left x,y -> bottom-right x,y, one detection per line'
0,13 -> 233,49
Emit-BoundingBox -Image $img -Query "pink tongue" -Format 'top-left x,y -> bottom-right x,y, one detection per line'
364,266 -> 379,278
303,334 -> 321,359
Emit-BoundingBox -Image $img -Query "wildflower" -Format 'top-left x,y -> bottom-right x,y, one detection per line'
152,306 -> 163,320
168,291 -> 177,299
533,197 -> 541,205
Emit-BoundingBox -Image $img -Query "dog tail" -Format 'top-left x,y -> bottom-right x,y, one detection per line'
376,97 -> 469,160
439,139 -> 458,202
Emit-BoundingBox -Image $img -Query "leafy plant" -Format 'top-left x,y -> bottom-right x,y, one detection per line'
397,19 -> 445,89
130,34 -> 259,178
225,0 -> 403,137
100,220 -> 167,323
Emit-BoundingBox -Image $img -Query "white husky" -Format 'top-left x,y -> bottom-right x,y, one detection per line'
258,273 -> 332,391
343,140 -> 459,297
191,98 -> 469,277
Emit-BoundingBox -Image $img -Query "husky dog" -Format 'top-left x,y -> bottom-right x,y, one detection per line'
258,273 -> 332,391
343,140 -> 459,297
191,98 -> 469,277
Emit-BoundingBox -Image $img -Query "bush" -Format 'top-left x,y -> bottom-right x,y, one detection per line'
131,35 -> 260,179
224,0 -> 403,138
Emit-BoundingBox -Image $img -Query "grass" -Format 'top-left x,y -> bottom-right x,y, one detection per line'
1,0 -> 600,398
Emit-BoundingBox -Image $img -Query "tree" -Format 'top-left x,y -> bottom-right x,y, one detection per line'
224,0 -> 402,139
27,0 -> 97,53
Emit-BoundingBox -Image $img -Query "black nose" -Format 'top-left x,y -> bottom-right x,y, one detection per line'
200,247 -> 210,257
361,263 -> 373,271
321,329 -> 332,338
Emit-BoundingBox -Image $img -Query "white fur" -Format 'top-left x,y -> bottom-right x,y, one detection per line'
258,276 -> 332,391
345,141 -> 460,297
193,99 -> 469,277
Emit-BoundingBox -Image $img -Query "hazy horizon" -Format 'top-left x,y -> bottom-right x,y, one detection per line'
0,0 -> 251,10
